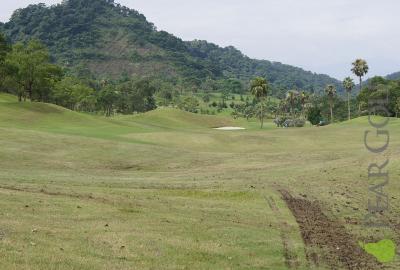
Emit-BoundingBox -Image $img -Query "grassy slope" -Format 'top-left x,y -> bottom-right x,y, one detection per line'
0,93 -> 400,269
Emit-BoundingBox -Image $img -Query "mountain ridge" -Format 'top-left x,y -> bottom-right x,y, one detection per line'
386,71 -> 400,81
0,0 -> 343,94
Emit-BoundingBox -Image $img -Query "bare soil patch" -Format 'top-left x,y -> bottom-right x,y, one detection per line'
280,190 -> 380,270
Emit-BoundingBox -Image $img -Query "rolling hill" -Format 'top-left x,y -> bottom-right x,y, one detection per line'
1,92 -> 400,269
0,0 -> 343,94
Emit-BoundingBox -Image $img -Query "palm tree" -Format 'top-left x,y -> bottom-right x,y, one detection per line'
286,90 -> 299,119
250,77 -> 269,128
351,59 -> 369,91
343,77 -> 355,121
325,85 -> 337,122
277,99 -> 288,118
300,91 -> 309,117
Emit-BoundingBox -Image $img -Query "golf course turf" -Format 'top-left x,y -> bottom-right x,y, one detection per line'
0,93 -> 399,269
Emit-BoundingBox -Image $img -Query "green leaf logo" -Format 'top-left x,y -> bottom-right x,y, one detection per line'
359,239 -> 396,263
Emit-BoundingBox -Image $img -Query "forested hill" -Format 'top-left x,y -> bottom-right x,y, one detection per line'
186,40 -> 342,93
386,72 -> 400,81
0,0 -> 342,94
361,71 -> 400,87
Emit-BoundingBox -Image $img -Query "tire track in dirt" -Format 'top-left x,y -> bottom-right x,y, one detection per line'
0,184 -> 123,206
279,189 -> 381,270
265,195 -> 300,269
0,184 -> 104,200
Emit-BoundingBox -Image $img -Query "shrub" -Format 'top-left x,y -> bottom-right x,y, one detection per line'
307,107 -> 322,125
284,119 -> 303,128
274,117 -> 287,127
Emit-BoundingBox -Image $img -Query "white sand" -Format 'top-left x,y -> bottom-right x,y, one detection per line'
213,127 -> 246,130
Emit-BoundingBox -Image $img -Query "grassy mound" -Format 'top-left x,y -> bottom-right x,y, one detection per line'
0,93 -> 234,141
1,93 -> 400,269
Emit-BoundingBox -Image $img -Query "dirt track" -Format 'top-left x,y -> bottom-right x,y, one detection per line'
280,190 -> 380,270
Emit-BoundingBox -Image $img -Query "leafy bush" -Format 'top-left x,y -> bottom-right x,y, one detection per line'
307,107 -> 322,125
283,119 -> 305,128
274,117 -> 287,127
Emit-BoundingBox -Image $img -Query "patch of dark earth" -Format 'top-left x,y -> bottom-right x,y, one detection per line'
279,190 -> 381,270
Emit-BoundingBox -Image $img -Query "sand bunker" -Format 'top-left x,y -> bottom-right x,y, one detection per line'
213,127 -> 246,130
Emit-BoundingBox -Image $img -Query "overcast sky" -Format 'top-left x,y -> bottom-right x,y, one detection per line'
1,0 -> 399,80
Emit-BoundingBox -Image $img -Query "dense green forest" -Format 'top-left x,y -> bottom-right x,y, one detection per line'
0,0 -> 343,96
0,35 -> 157,115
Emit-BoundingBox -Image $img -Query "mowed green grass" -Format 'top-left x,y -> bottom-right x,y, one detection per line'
0,93 -> 400,269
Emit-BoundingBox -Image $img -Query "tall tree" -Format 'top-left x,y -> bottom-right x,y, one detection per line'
250,77 -> 268,128
343,77 -> 355,120
116,78 -> 157,114
0,33 -> 9,63
300,91 -> 307,112
0,33 -> 11,88
98,85 -> 118,117
351,59 -> 369,91
53,76 -> 95,110
6,40 -> 62,102
221,88 -> 230,105
286,90 -> 299,118
325,85 -> 337,122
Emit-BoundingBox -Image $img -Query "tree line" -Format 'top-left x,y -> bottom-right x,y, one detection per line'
242,59 -> 400,128
0,34 -> 157,115
1,32 -> 400,126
